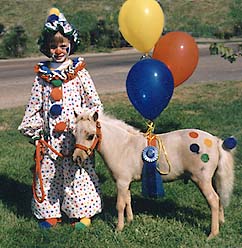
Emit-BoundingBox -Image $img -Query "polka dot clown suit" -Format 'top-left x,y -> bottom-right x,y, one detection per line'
18,9 -> 103,223
18,57 -> 103,220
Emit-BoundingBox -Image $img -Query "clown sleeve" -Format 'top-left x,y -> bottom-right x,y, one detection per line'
77,68 -> 103,114
18,76 -> 44,139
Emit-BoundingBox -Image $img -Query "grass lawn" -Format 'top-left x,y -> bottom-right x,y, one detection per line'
0,81 -> 241,247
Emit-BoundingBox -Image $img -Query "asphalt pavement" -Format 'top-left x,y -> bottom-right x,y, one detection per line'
0,41 -> 242,109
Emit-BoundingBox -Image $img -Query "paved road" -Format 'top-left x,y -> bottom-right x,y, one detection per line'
0,46 -> 242,109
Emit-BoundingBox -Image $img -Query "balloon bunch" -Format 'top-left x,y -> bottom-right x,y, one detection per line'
119,0 -> 199,121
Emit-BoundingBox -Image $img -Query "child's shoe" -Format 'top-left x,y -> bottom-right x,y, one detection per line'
39,218 -> 61,229
72,217 -> 91,230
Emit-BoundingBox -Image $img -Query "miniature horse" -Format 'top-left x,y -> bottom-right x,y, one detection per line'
73,112 -> 235,239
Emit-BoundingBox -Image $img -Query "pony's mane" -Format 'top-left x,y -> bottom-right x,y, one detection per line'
99,112 -> 141,135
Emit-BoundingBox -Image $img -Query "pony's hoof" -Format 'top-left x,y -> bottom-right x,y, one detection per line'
127,219 -> 133,224
207,232 -> 218,240
115,225 -> 124,232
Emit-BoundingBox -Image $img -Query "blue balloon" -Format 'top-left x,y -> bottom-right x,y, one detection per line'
126,58 -> 174,120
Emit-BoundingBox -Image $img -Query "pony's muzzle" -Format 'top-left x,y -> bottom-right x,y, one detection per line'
73,149 -> 85,165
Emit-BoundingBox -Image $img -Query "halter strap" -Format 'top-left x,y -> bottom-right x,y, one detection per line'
75,121 -> 102,155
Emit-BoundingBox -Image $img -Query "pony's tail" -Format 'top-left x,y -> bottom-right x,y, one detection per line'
214,138 -> 236,207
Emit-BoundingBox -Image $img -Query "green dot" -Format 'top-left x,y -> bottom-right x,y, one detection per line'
52,79 -> 62,87
201,153 -> 209,163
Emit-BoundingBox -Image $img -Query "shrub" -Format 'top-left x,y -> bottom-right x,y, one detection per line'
1,25 -> 27,58
0,23 -> 5,36
91,11 -> 125,49
229,0 -> 242,36
69,11 -> 97,52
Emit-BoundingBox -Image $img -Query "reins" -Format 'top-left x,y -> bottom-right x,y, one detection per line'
33,139 -> 64,203
75,121 -> 102,155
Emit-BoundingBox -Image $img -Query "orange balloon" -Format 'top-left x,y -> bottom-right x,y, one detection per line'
152,32 -> 199,87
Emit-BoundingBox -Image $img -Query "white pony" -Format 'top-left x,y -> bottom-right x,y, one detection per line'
73,111 -> 235,239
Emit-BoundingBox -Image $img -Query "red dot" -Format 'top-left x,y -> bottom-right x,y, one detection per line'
189,131 -> 199,138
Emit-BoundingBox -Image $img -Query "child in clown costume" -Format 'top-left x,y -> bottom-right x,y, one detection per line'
18,8 -> 102,229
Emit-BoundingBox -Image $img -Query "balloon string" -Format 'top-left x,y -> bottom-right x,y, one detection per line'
144,121 -> 155,142
156,136 -> 171,175
144,121 -> 172,175
140,53 -> 151,60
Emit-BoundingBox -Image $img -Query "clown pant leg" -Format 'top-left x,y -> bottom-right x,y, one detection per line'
32,155 -> 64,219
61,156 -> 102,219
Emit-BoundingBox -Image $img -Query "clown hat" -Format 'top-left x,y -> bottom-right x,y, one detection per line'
38,8 -> 79,57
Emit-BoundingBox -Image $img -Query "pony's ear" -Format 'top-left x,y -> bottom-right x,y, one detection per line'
92,112 -> 99,122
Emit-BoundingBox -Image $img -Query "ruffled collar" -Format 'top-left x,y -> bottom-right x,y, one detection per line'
34,57 -> 86,83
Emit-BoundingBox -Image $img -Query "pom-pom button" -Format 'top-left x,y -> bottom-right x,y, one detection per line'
54,122 -> 66,132
51,79 -> 63,87
50,87 -> 62,101
50,104 -> 62,116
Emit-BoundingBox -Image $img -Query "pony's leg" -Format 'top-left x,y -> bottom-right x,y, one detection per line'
196,180 -> 220,239
219,201 -> 225,224
126,189 -> 133,223
116,185 -> 129,231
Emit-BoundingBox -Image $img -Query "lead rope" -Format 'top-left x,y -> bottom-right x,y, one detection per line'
144,121 -> 172,175
33,139 -> 63,203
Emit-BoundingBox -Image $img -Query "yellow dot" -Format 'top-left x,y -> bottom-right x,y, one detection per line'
204,138 -> 212,147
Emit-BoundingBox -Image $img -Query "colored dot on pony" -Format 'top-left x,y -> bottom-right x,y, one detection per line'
190,143 -> 200,154
201,153 -> 209,163
204,138 -> 213,147
189,131 -> 199,138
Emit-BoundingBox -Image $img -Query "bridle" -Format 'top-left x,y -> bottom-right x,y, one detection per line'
75,121 -> 102,156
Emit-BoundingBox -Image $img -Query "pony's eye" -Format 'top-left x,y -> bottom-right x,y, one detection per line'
87,134 -> 95,140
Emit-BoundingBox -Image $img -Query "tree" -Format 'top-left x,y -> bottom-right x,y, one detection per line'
1,25 -> 27,57
209,0 -> 242,63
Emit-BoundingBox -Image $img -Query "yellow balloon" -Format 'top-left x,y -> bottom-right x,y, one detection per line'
119,0 -> 164,53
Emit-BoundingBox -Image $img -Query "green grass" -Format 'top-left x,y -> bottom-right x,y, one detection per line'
0,0 -> 236,37
0,81 -> 242,247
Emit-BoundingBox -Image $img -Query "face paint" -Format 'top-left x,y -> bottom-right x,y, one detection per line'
66,43 -> 71,56
50,42 -> 70,63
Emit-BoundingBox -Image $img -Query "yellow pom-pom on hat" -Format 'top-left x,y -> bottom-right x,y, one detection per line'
49,7 -> 60,16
